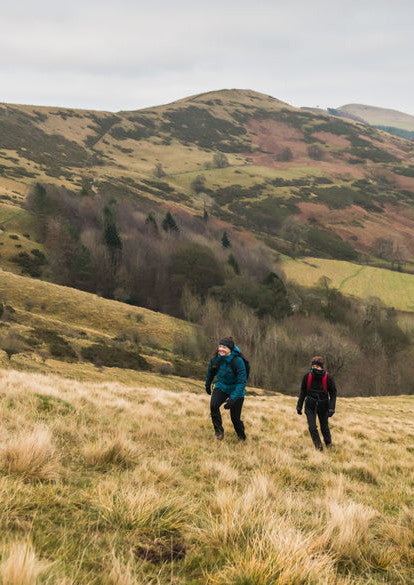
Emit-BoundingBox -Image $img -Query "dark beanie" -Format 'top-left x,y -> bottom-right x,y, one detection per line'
219,338 -> 234,350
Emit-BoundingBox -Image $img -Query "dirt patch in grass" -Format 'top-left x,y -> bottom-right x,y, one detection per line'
133,539 -> 187,563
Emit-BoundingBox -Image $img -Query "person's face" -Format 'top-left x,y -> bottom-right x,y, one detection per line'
312,364 -> 323,371
218,344 -> 231,357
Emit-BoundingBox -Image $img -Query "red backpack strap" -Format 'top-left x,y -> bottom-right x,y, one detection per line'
306,372 -> 312,391
322,372 -> 328,393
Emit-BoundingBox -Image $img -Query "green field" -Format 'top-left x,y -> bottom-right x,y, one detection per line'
281,257 -> 414,311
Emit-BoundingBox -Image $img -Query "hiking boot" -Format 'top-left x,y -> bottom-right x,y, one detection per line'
215,432 -> 224,441
238,434 -> 246,442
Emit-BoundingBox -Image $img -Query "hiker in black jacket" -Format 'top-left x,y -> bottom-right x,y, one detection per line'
296,356 -> 337,450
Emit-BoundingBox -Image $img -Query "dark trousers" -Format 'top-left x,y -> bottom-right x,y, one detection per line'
210,388 -> 245,439
305,397 -> 331,449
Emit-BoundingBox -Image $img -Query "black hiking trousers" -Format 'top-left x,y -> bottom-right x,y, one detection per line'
210,388 -> 245,439
305,396 -> 331,450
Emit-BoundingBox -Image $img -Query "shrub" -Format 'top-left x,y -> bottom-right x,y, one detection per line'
80,343 -> 149,370
32,328 -> 77,361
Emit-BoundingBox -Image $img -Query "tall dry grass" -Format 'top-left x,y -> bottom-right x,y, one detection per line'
0,426 -> 60,481
0,367 -> 412,584
0,542 -> 50,585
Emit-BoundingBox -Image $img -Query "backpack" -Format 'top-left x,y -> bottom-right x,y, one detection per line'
231,354 -> 250,381
212,353 -> 250,381
306,371 -> 328,393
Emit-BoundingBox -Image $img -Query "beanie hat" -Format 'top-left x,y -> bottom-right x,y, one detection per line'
219,338 -> 234,350
311,356 -> 324,368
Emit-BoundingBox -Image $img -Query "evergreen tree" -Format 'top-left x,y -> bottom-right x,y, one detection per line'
221,231 -> 231,248
162,212 -> 179,233
103,205 -> 123,263
73,245 -> 94,291
145,212 -> 159,233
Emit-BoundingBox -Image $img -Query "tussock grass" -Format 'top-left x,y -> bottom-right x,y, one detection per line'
0,367 -> 412,584
0,426 -> 60,481
0,541 -> 50,585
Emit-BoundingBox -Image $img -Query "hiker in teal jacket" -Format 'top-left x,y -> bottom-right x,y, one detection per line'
205,337 -> 247,441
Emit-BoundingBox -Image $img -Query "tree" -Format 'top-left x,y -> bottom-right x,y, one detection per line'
170,244 -> 224,299
276,147 -> 293,162
153,163 -> 166,178
308,144 -> 325,160
145,212 -> 159,233
221,231 -> 231,248
191,175 -> 206,193
162,212 -> 179,233
103,205 -> 123,264
213,152 -> 229,168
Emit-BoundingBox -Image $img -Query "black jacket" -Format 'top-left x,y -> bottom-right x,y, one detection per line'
296,369 -> 337,412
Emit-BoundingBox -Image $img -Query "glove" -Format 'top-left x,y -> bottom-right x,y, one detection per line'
328,409 -> 335,417
205,386 -> 211,395
296,407 -> 302,415
223,398 -> 235,410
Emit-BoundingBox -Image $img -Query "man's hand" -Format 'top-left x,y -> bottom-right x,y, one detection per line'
205,386 -> 211,395
296,407 -> 302,415
224,397 -> 235,410
328,409 -> 335,417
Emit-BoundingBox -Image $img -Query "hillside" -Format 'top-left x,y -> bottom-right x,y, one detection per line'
0,368 -> 413,584
1,89 -> 414,264
337,103 -> 414,136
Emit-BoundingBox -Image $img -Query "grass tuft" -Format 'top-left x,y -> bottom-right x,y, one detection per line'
0,426 -> 60,481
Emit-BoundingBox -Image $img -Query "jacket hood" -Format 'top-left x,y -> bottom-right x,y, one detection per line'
221,345 -> 241,362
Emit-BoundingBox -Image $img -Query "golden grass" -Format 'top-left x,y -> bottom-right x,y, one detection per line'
0,541 -> 51,585
0,367 -> 412,584
0,426 -> 61,481
0,268 -> 191,349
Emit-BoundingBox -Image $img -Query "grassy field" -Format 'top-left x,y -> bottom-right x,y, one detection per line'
281,257 -> 414,312
0,368 -> 412,584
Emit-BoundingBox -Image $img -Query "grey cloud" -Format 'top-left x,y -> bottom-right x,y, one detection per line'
1,0 -> 413,113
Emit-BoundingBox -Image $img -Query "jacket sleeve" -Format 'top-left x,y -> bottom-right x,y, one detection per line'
230,356 -> 247,401
327,375 -> 337,411
296,375 -> 307,410
205,358 -> 217,389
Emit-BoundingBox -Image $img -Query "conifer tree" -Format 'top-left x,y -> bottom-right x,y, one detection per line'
221,231 -> 231,248
103,205 -> 123,263
162,212 -> 179,233
145,212 -> 159,233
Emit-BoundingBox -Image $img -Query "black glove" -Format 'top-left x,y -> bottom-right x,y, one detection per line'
296,407 -> 302,415
328,409 -> 335,417
205,386 -> 211,395
223,398 -> 235,410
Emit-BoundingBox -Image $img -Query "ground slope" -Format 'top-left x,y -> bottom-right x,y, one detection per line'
1,89 -> 414,261
0,368 -> 413,584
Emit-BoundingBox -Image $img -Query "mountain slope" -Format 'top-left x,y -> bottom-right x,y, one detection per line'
1,88 -> 414,262
335,103 -> 414,141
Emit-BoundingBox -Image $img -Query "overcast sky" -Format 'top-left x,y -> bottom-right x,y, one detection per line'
1,0 -> 413,114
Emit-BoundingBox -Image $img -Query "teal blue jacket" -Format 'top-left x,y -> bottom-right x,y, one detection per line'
205,346 -> 247,401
